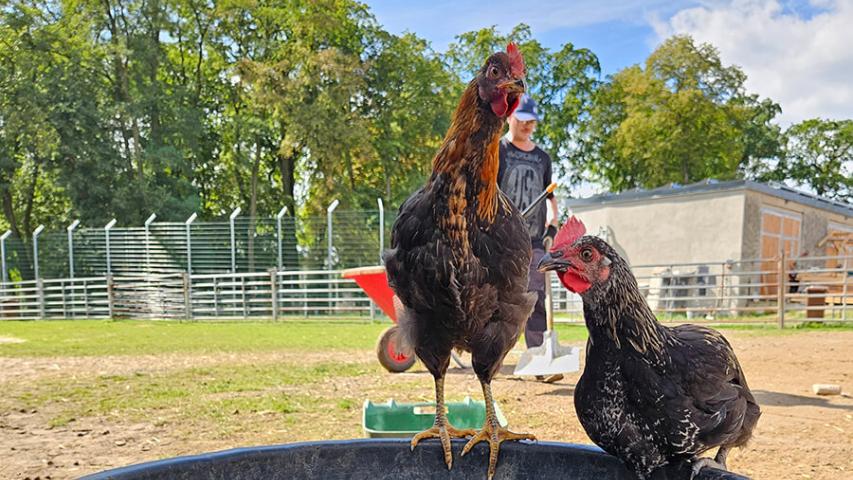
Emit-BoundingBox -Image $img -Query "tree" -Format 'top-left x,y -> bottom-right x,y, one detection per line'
0,3 -> 76,239
363,31 -> 457,210
579,35 -> 782,191
761,119 -> 852,201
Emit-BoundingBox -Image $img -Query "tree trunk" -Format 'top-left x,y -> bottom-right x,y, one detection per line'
190,1 -> 209,102
145,0 -> 162,149
345,152 -> 355,192
104,0 -> 138,180
22,161 -> 40,241
1,190 -> 21,240
278,148 -> 298,269
383,158 -> 392,199
247,139 -> 262,271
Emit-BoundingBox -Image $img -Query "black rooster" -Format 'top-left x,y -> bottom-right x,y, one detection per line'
384,44 -> 536,480
538,217 -> 760,479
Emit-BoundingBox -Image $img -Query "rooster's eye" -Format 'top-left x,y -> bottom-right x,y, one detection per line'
580,248 -> 593,262
488,65 -> 500,78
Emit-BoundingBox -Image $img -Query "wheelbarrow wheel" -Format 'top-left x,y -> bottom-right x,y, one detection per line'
376,326 -> 416,373
450,351 -> 471,369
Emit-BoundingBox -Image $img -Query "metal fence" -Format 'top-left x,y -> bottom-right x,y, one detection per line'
1,202 -> 388,282
0,270 -> 371,320
552,253 -> 852,325
0,254 -> 848,323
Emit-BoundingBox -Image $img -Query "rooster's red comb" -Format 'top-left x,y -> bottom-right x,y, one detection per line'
553,216 -> 586,249
506,42 -> 525,78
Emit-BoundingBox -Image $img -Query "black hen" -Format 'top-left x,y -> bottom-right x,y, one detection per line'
384,44 -> 536,480
538,217 -> 760,479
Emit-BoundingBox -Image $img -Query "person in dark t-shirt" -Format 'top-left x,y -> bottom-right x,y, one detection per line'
498,95 -> 560,380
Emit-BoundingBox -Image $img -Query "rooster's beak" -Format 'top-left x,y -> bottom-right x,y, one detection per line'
538,251 -> 571,272
499,78 -> 526,94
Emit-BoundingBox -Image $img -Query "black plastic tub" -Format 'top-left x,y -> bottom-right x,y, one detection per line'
80,439 -> 748,479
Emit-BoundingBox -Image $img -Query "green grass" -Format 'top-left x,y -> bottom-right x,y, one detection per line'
0,319 -> 390,357
551,324 -> 589,342
8,360 -> 379,431
2,317 -> 849,358
552,316 -> 853,338
1,317 -> 850,446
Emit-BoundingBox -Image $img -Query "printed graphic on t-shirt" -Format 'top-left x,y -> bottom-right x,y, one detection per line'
504,163 -> 539,218
500,147 -> 548,239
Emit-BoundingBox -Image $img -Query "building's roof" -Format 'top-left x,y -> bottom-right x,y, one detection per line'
567,179 -> 853,217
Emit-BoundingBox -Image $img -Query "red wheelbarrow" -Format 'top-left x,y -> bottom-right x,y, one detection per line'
341,266 -> 415,372
342,266 -> 469,373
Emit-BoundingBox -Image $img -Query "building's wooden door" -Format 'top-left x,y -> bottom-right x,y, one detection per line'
760,208 -> 801,297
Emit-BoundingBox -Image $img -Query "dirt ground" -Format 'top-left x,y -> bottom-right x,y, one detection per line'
1,330 -> 851,480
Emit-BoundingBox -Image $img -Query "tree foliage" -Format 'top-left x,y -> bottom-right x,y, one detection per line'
0,3 -> 848,255
578,35 -> 783,191
759,119 -> 852,201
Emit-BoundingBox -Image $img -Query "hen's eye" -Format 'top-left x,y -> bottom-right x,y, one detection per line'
580,248 -> 593,262
488,65 -> 500,78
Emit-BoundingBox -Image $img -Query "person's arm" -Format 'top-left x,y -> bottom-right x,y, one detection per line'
542,153 -> 558,241
546,195 -> 558,228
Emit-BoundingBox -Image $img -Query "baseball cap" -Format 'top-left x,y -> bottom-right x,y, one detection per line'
513,94 -> 540,122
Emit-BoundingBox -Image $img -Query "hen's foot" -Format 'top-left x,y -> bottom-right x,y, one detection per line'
460,421 -> 536,479
410,422 -> 476,469
690,457 -> 727,479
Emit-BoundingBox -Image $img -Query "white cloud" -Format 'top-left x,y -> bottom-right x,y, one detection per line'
653,0 -> 853,125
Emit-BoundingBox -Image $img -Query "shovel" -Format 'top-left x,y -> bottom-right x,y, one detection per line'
513,234 -> 581,378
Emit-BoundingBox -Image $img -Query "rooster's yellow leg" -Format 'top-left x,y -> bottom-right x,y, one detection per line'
410,376 -> 476,469
461,381 -> 536,480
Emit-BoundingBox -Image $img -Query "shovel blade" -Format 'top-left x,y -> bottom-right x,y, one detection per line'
512,330 -> 580,376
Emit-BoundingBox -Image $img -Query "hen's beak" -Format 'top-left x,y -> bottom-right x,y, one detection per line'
538,251 -> 571,272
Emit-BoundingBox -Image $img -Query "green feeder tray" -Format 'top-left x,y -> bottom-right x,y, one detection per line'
362,396 -> 507,438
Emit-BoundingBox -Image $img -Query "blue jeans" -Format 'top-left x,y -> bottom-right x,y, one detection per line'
526,247 -> 547,348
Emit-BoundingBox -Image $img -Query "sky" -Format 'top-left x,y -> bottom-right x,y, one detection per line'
366,0 -> 853,127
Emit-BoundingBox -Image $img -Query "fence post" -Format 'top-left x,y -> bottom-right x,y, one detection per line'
213,276 -> 219,317
185,213 -> 197,274
67,220 -> 80,279
183,272 -> 192,320
372,198 -> 384,320
106,274 -> 115,319
842,254 -> 848,323
377,198 -> 384,261
777,251 -> 786,328
326,199 -> 339,270
84,279 -> 90,316
241,276 -> 248,318
276,207 -> 287,271
270,268 -> 279,320
144,213 -> 157,275
326,200 -> 340,318
1,230 -> 11,284
104,219 -> 117,275
718,261 -> 726,315
229,207 -> 241,273
32,225 -> 45,281
37,278 -> 45,319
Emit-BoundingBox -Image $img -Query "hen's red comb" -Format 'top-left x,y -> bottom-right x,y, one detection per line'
506,42 -> 525,78
553,216 -> 586,249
